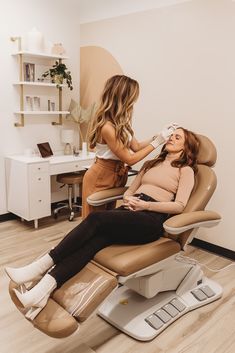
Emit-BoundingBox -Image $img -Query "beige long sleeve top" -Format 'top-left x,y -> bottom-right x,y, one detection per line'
124,155 -> 195,214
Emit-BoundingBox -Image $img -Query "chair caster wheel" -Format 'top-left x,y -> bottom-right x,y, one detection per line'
69,212 -> 74,221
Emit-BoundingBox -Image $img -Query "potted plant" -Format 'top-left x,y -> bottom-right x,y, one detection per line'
41,61 -> 73,90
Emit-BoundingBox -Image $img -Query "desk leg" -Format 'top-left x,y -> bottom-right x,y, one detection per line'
34,219 -> 38,229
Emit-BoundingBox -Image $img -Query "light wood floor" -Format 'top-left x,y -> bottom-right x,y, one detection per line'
0,215 -> 235,353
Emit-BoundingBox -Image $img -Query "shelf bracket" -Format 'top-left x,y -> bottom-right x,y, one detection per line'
51,113 -> 63,125
52,87 -> 63,125
14,113 -> 24,127
10,36 -> 22,51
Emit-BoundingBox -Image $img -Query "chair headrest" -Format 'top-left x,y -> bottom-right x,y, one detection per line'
196,134 -> 217,166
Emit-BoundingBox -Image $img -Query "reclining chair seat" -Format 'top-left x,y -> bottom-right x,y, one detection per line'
93,237 -> 181,276
8,134 -> 222,341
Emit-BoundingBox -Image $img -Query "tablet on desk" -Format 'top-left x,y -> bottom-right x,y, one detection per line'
37,142 -> 53,158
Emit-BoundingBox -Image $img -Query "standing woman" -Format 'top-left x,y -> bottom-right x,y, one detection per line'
82,75 -> 176,218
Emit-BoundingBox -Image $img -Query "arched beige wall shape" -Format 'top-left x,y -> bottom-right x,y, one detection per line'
80,46 -> 123,108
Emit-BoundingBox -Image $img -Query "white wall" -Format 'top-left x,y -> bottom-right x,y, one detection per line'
0,0 -> 81,214
78,0 -> 190,24
80,0 -> 235,251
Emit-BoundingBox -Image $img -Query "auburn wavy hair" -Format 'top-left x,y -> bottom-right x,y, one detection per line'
141,128 -> 200,174
89,75 -> 139,149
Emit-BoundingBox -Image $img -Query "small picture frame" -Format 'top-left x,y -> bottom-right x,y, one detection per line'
23,62 -> 35,82
37,142 -> 53,158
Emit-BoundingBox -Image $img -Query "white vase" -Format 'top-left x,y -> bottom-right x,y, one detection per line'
82,142 -> 88,157
27,28 -> 43,53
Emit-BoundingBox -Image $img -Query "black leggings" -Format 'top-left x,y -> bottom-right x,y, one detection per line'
49,208 -> 167,288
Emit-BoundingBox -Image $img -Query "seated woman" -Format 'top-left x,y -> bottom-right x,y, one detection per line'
5,127 -> 199,319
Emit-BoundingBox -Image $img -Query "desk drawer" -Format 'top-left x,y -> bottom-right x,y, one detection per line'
30,173 -> 49,185
29,163 -> 49,175
29,175 -> 51,219
50,160 -> 93,175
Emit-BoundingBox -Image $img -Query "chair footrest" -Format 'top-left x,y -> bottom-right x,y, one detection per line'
9,280 -> 78,338
52,262 -> 118,322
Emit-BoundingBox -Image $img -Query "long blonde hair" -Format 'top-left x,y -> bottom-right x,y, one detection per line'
89,75 -> 139,149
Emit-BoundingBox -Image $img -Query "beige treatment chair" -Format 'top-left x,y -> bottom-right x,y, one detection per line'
8,134 -> 222,343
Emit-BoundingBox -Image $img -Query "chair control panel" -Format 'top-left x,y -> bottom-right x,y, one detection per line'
191,285 -> 215,301
145,298 -> 186,330
145,285 -> 216,331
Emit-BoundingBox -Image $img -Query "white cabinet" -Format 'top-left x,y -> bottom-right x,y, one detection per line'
5,153 -> 95,228
28,163 -> 51,220
5,158 -> 51,227
11,36 -> 70,127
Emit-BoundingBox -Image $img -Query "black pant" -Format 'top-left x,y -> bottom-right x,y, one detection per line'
49,208 -> 167,287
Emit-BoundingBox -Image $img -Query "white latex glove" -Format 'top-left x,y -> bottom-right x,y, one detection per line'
150,134 -> 165,148
150,123 -> 179,149
160,122 -> 179,141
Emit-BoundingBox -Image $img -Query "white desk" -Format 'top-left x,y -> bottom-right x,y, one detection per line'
5,153 -> 95,228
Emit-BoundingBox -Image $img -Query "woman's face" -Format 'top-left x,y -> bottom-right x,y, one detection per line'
165,128 -> 185,153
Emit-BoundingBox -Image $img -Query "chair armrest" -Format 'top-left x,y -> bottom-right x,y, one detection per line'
163,210 -> 221,235
87,186 -> 128,206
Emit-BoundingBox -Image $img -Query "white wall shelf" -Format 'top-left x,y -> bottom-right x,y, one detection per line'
14,82 -> 66,87
12,51 -> 68,60
11,36 -> 70,127
15,111 -> 69,115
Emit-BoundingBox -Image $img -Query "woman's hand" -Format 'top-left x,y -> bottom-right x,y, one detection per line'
125,197 -> 150,211
122,195 -> 137,209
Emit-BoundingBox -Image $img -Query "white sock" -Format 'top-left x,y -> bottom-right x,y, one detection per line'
5,254 -> 54,284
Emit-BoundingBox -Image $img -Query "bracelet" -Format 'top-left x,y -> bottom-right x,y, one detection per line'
152,135 -> 157,141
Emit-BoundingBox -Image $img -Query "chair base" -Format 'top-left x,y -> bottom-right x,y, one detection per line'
98,277 -> 222,341
53,203 -> 82,221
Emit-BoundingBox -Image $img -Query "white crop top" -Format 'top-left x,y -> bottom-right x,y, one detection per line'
96,142 -> 120,160
96,131 -> 132,160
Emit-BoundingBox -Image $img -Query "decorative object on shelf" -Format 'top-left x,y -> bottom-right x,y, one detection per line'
48,99 -> 56,111
23,62 -> 35,82
51,43 -> 66,56
61,129 -> 74,155
25,96 -> 33,111
66,99 -> 97,146
33,96 -> 41,111
41,61 -> 73,90
27,28 -> 44,52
